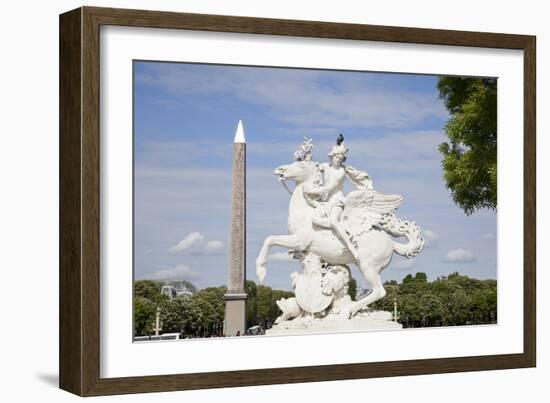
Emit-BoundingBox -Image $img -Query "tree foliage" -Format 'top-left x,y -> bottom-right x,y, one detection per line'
371,271 -> 497,327
245,280 -> 258,325
133,296 -> 157,336
133,279 -> 294,337
134,272 -> 497,336
160,296 -> 202,336
247,284 -> 294,329
191,287 -> 226,336
134,280 -> 166,302
437,77 -> 497,215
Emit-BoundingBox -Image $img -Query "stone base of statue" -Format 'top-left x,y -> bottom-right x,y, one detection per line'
266,309 -> 402,336
266,252 -> 402,335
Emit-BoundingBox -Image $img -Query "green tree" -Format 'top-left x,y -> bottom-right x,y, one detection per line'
245,280 -> 258,327
133,296 -> 156,336
373,272 -> 497,328
437,77 -> 497,215
134,280 -> 164,302
414,272 -> 428,283
255,285 -> 273,327
271,289 -> 295,319
402,274 -> 414,284
244,281 -> 294,328
191,287 -> 226,337
160,297 -> 202,336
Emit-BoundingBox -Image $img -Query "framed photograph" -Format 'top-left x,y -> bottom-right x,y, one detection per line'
59,6 -> 536,396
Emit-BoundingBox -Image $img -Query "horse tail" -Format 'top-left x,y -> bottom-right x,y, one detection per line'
379,213 -> 424,258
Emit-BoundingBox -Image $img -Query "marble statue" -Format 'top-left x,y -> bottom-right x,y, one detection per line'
256,135 -> 425,333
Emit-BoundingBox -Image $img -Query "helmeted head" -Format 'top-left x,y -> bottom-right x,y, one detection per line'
328,133 -> 348,166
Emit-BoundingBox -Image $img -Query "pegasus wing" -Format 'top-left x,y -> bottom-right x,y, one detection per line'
342,189 -> 403,237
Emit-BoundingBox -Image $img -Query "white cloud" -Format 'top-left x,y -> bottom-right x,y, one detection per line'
204,240 -> 224,253
170,232 -> 203,251
137,63 -> 448,131
389,258 -> 416,270
422,229 -> 438,247
136,141 -> 232,169
143,264 -> 198,281
482,233 -> 494,240
268,252 -> 295,262
169,232 -> 223,255
443,249 -> 476,263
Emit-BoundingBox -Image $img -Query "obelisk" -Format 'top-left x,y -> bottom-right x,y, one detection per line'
224,120 -> 247,337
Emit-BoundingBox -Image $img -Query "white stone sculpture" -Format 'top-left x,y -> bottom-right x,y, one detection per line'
256,135 -> 425,333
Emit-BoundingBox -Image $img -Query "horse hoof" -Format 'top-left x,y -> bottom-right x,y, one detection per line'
256,265 -> 267,282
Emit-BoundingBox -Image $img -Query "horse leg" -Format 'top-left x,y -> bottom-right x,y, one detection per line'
255,234 -> 309,282
348,264 -> 386,317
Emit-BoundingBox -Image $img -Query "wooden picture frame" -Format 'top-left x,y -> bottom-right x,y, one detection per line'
59,6 -> 536,396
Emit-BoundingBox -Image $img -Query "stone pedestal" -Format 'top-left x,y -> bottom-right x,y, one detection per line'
266,310 -> 402,336
224,293 -> 247,337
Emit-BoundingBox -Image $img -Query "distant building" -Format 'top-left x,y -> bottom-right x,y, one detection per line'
175,282 -> 194,297
160,282 -> 177,299
160,281 -> 195,299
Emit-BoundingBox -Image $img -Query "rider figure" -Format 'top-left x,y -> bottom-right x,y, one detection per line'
304,134 -> 360,260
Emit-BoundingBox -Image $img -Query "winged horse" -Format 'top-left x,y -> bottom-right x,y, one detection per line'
255,159 -> 424,317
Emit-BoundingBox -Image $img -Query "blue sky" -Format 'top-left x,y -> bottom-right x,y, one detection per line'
133,61 -> 497,291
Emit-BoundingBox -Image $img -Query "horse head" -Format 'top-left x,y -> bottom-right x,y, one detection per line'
274,160 -> 319,185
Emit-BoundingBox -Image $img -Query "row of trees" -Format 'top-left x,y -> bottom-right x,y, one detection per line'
134,281 -> 226,337
135,271 -> 496,338
245,281 -> 294,329
371,272 -> 497,328
134,280 -> 293,338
